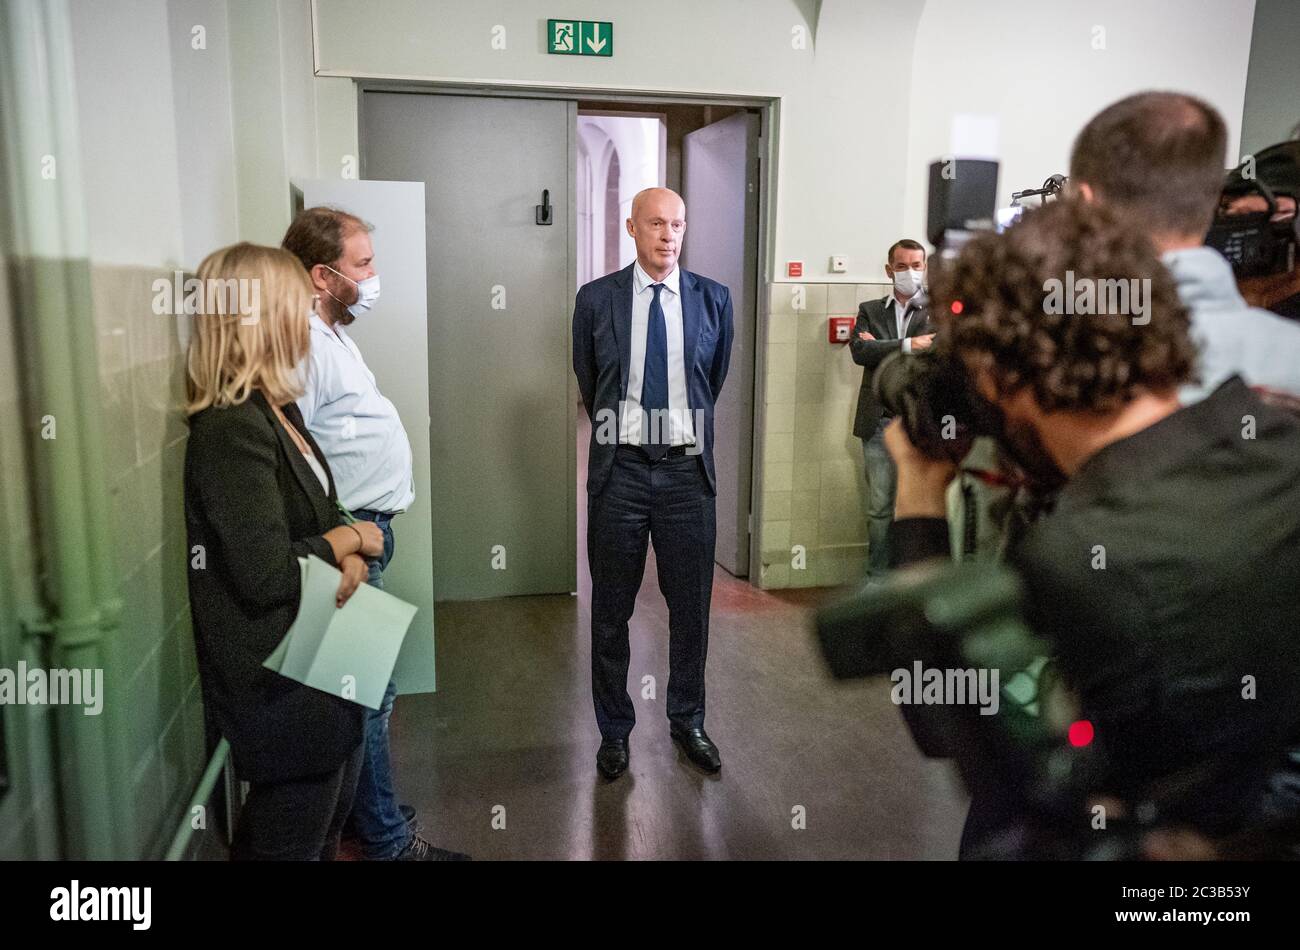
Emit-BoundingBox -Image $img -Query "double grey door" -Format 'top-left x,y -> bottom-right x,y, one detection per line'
361,91 -> 760,598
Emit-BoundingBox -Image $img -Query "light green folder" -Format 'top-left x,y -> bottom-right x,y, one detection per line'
263,555 -> 418,710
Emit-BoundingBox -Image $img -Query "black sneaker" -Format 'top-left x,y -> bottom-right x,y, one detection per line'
393,834 -> 472,862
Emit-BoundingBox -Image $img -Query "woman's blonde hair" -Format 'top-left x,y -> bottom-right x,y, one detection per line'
185,243 -> 314,415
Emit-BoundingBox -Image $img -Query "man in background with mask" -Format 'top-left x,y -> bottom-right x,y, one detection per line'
849,239 -> 933,580
282,207 -> 467,861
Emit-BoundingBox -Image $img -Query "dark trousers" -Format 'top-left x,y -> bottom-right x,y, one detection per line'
587,446 -> 716,740
231,744 -> 364,861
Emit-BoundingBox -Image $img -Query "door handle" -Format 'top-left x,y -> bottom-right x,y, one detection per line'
535,188 -> 553,226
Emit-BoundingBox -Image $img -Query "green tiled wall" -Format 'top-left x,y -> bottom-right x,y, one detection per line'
92,264 -> 205,857
0,257 -> 62,859
0,260 -> 206,860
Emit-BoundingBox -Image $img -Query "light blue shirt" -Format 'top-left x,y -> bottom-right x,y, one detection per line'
298,314 -> 415,513
1166,246 -> 1300,405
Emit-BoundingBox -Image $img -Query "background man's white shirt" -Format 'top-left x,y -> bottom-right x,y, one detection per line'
299,314 -> 415,513
884,292 -> 922,354
620,261 -> 696,446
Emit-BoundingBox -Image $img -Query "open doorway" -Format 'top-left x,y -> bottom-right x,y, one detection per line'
358,86 -> 767,601
574,101 -> 762,580
576,112 -> 667,286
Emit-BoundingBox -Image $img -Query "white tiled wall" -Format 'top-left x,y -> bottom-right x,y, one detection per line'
754,282 -> 892,590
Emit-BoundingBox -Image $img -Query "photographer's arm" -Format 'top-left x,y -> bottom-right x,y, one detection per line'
884,418 -> 957,566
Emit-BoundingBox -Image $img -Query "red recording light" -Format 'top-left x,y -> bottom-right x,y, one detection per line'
1067,720 -> 1094,747
951,300 -> 964,315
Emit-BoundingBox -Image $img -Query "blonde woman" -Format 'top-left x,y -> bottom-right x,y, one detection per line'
184,243 -> 384,860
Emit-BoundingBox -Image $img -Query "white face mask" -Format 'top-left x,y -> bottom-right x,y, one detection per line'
892,267 -> 924,298
325,265 -> 381,318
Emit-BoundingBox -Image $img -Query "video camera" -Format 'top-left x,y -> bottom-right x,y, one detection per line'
1206,140 -> 1300,278
815,559 -> 1129,858
817,556 -> 1300,859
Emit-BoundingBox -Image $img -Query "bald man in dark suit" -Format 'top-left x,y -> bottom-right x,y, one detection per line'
572,188 -> 734,779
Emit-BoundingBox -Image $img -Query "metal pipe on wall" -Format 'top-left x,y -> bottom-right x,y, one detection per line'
0,0 -> 130,859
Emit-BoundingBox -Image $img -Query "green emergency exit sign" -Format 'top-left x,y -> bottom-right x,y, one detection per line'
547,19 -> 613,57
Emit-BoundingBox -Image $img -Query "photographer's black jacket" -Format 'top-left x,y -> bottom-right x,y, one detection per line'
893,376 -> 1300,833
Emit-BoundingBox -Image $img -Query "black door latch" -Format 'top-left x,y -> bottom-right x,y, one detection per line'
536,189 -> 553,225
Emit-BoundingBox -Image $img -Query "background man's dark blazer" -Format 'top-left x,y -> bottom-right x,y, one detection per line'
849,294 -> 933,438
185,390 -> 365,784
573,263 -> 734,495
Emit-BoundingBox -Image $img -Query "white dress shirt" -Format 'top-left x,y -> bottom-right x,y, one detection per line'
302,449 -> 330,494
621,261 -> 695,446
885,293 -> 922,354
298,314 -> 415,513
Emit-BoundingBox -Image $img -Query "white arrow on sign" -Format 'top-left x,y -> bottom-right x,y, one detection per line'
585,24 -> 607,53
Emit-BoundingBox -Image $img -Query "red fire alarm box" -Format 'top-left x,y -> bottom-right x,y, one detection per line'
787,261 -> 804,278
828,316 -> 853,343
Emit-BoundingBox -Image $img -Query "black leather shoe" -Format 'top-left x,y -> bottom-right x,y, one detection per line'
670,725 -> 721,773
596,738 -> 629,779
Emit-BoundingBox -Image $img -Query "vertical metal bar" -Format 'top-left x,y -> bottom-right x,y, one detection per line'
566,99 -> 579,593
0,0 -> 129,858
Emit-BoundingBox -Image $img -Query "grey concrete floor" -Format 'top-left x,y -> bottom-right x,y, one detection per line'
385,417 -> 969,859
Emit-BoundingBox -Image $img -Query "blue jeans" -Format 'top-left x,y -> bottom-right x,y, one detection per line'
862,420 -> 898,578
344,509 -> 413,859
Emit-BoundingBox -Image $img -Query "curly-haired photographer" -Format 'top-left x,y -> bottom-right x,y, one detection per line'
888,198 -> 1300,858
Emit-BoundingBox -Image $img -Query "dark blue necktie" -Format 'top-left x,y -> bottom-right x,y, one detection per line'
641,282 -> 670,458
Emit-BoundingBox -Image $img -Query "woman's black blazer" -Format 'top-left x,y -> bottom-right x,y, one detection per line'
184,389 -> 365,783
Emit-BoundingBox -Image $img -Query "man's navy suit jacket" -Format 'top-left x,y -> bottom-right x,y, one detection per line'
572,263 -> 734,497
